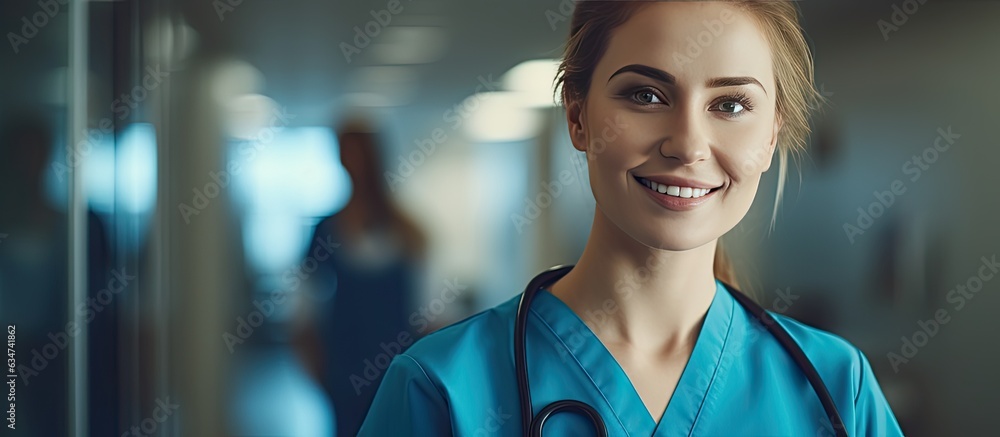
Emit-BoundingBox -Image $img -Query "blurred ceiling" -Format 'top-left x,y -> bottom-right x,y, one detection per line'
4,0 -> 985,127
176,0 -> 573,127
162,0 -> 983,130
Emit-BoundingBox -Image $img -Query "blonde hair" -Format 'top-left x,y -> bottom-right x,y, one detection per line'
554,1 -> 825,288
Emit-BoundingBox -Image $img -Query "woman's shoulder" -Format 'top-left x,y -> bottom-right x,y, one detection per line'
360,294 -> 524,435
765,312 -> 904,434
401,293 -> 521,370
763,311 -> 875,401
767,311 -> 867,365
721,282 -> 867,373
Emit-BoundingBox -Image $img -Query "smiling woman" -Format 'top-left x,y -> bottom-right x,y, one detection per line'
359,2 -> 905,436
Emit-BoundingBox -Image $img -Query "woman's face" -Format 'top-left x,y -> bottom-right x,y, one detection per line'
568,2 -> 781,251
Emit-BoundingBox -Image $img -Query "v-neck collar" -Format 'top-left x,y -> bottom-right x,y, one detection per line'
530,279 -> 736,436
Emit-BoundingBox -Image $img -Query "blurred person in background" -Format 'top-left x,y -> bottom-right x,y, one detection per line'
360,2 -> 903,436
292,116 -> 427,437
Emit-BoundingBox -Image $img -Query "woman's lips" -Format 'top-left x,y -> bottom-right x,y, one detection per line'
634,175 -> 720,211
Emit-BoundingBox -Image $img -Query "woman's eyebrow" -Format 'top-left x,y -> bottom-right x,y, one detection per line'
608,64 -> 767,96
608,64 -> 676,85
707,76 -> 767,95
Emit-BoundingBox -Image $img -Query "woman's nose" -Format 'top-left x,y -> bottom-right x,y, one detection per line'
658,109 -> 711,165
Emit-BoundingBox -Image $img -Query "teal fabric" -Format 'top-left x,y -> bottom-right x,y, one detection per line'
359,279 -> 904,436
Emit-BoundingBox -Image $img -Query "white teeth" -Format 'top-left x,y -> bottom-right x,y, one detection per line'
639,177 -> 714,198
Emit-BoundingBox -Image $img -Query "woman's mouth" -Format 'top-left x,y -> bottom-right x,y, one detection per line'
635,175 -> 721,197
634,175 -> 722,211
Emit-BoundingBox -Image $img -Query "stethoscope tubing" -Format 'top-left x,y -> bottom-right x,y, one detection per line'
514,265 -> 848,437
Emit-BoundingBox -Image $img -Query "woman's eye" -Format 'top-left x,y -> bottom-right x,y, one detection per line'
632,90 -> 662,105
716,101 -> 745,114
712,94 -> 754,117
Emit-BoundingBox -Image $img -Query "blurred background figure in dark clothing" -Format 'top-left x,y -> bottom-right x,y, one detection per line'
293,117 -> 427,436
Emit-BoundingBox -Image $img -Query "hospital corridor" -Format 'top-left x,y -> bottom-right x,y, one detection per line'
1,0 -> 999,435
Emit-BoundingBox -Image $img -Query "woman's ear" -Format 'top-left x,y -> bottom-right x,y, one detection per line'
761,114 -> 783,173
565,99 -> 588,153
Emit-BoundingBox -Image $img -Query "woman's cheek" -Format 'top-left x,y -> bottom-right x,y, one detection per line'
583,109 -> 630,156
733,149 -> 766,182
719,132 -> 772,182
587,128 -> 636,168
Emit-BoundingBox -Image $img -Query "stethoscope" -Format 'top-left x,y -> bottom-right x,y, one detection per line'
515,265 -> 849,437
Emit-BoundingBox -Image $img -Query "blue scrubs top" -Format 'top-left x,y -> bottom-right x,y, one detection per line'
359,279 -> 903,436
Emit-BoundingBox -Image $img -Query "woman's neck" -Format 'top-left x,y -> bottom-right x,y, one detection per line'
549,209 -> 719,353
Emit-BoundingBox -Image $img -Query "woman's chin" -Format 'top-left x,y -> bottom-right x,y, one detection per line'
630,226 -> 717,252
